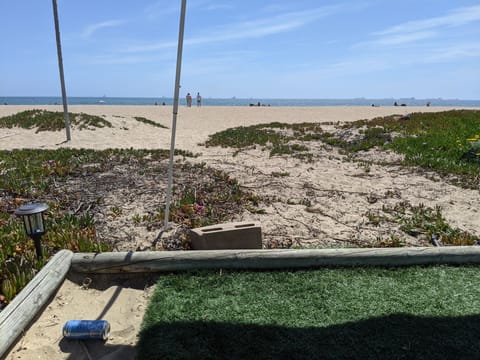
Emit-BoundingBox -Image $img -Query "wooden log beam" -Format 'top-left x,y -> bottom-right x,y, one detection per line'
0,250 -> 73,358
71,247 -> 480,274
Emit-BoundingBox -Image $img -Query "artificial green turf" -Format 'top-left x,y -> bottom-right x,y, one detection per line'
138,266 -> 480,359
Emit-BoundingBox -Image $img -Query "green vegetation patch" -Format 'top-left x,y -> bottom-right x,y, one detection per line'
0,148 -> 155,305
138,266 -> 480,359
133,163 -> 263,250
0,109 -> 112,132
205,110 -> 480,188
366,201 -> 477,246
134,116 -> 168,129
0,148 -> 170,198
342,110 -> 480,187
0,148 -> 261,306
205,122 -> 324,158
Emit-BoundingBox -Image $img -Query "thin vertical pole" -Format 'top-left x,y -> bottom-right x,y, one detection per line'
164,0 -> 187,229
52,0 -> 71,142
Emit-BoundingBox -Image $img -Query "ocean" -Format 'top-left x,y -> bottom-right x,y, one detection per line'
1,96 -> 479,107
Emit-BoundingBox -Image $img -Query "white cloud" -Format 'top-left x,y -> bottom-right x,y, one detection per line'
375,4 -> 480,36
341,40 -> 480,80
81,51 -> 174,65
203,5 -> 346,41
372,31 -> 437,46
81,19 -> 125,39
344,3 -> 480,78
85,55 -> 151,65
202,3 -> 234,12
365,5 -> 480,47
143,1 -> 180,20
123,41 -> 177,53
423,42 -> 480,63
143,0 -> 233,20
123,5 -> 347,53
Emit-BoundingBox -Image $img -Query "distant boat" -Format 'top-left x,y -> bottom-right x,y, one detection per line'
98,100 -> 105,104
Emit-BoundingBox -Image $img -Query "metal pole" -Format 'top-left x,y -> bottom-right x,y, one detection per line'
52,0 -> 71,142
164,0 -> 187,229
32,234 -> 43,259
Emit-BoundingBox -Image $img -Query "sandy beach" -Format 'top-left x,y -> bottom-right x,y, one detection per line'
0,105 -> 458,152
2,104 -> 480,359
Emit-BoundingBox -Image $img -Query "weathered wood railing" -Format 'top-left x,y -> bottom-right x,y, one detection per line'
0,250 -> 72,357
71,247 -> 480,273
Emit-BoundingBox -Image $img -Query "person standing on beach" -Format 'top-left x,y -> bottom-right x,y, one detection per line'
186,93 -> 192,107
196,92 -> 202,107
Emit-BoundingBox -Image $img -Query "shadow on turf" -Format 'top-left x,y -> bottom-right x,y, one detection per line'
137,313 -> 480,360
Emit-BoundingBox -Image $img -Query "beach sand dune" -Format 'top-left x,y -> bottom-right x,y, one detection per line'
2,105 -> 479,359
0,105 -> 458,152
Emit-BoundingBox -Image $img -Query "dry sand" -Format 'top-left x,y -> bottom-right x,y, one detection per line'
0,104 -> 452,152
2,104 -> 480,359
6,273 -> 156,360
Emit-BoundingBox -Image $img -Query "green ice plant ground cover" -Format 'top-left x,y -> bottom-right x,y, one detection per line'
0,109 -> 112,131
0,108 -> 261,307
206,110 -> 480,189
0,110 -> 160,306
0,146 -> 257,307
138,266 -> 480,360
205,110 -> 480,247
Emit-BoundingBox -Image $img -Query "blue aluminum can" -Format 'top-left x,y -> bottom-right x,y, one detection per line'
63,320 -> 110,340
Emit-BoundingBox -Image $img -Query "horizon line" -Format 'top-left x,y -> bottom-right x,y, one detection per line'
2,95 -> 480,101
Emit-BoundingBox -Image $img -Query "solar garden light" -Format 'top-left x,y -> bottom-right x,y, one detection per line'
15,203 -> 49,259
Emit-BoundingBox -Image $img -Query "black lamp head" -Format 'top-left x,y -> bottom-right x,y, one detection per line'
14,203 -> 49,237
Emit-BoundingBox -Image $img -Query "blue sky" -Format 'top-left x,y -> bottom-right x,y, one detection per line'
1,0 -> 479,99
